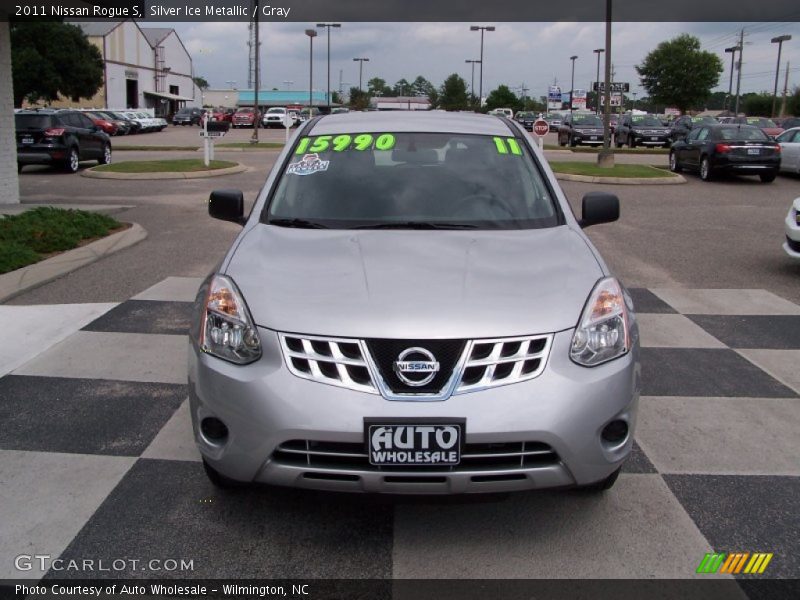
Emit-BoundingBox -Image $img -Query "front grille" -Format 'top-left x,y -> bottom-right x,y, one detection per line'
366,338 -> 466,395
456,335 -> 551,393
278,333 -> 553,398
273,439 -> 559,472
279,334 -> 377,394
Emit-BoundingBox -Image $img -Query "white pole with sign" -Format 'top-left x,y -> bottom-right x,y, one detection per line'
532,119 -> 549,149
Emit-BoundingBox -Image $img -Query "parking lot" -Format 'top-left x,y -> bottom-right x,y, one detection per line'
2,124 -> 799,589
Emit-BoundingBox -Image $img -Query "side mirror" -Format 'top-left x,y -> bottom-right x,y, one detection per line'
209,190 -> 245,225
579,191 -> 619,228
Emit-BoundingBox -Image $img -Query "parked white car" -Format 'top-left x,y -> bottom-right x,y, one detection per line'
262,107 -> 295,128
777,127 -> 800,175
785,197 -> 800,259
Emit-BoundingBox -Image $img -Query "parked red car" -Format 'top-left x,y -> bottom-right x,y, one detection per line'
84,111 -> 118,136
231,108 -> 256,128
732,116 -> 784,139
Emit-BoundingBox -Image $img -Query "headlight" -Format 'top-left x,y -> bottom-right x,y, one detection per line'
199,274 -> 261,364
570,277 -> 631,367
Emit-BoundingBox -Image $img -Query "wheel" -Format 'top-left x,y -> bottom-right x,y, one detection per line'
98,143 -> 111,165
579,467 -> 621,492
558,134 -> 565,147
628,136 -> 636,149
699,157 -> 713,181
614,136 -> 623,148
569,135 -> 577,148
759,171 -> 776,183
669,151 -> 682,172
202,459 -> 245,489
64,147 -> 80,173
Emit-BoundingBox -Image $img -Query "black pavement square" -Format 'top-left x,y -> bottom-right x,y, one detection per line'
49,459 -> 393,579
0,376 -> 186,456
81,300 -> 193,335
622,440 -> 657,474
664,475 -> 800,580
687,315 -> 800,350
628,288 -> 678,314
640,348 -> 797,397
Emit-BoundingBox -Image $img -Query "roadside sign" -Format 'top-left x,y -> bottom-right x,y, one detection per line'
594,82 -> 630,93
282,115 -> 294,128
532,120 -> 549,136
199,130 -> 226,137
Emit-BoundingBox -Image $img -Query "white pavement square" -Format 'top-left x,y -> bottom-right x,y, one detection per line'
132,277 -> 204,303
737,349 -> 800,395
392,474 -> 724,580
0,450 -> 135,579
649,288 -> 800,315
636,396 -> 800,476
141,400 -> 201,462
14,331 -> 189,384
0,303 -> 117,378
636,314 -> 726,348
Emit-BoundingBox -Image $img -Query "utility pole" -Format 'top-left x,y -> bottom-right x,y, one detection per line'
734,28 -> 744,117
771,35 -> 791,118
251,0 -> 259,143
724,46 -> 738,112
780,61 -> 790,117
593,48 -> 604,115
599,0 -> 613,167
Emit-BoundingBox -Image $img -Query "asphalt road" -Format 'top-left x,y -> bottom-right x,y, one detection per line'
10,126 -> 800,304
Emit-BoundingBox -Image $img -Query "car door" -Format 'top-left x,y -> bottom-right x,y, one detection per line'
682,127 -> 703,168
777,130 -> 800,171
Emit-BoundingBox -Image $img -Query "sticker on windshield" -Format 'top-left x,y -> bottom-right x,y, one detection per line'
294,133 -> 396,154
286,153 -> 330,176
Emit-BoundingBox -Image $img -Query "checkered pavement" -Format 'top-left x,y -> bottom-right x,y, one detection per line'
1,279 -> 798,586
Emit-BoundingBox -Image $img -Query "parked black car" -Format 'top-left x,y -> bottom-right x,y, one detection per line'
776,116 -> 800,130
105,110 -> 141,134
668,115 -> 719,143
172,107 -> 203,126
557,113 -> 604,147
669,124 -> 780,182
514,111 -> 537,131
614,114 -> 671,148
16,109 -> 112,173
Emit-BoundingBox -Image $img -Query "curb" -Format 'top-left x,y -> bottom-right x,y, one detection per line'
554,172 -> 685,185
0,222 -> 147,302
80,163 -> 249,180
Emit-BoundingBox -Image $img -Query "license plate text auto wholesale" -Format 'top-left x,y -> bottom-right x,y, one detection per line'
21,137 -> 33,144
748,148 -> 760,155
367,423 -> 462,465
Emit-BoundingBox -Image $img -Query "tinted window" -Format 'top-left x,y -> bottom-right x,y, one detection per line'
697,128 -> 709,141
572,115 -> 602,126
15,114 -> 54,129
686,129 -> 700,141
76,113 -> 95,128
716,127 -> 769,141
267,133 -> 559,230
745,117 -> 776,128
631,115 -> 663,126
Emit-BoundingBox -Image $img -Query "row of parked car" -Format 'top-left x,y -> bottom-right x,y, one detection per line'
172,106 -> 325,129
72,109 -> 167,136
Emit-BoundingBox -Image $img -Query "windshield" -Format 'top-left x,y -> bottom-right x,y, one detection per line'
265,132 -> 560,230
572,115 -> 602,126
746,117 -> 776,128
631,115 -> 663,127
692,116 -> 718,124
267,108 -> 285,113
717,127 -> 769,141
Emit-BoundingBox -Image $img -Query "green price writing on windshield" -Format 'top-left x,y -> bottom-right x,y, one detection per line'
493,137 -> 523,156
295,133 -> 396,154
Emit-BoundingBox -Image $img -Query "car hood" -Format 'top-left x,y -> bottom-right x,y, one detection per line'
226,225 -> 604,339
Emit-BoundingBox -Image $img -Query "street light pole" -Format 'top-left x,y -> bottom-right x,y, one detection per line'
305,29 -> 317,115
317,23 -> 341,110
470,26 -> 495,109
734,28 -> 745,117
465,59 -> 480,104
251,0 -> 259,143
770,35 -> 791,118
569,55 -> 578,114
724,46 -> 738,112
353,57 -> 370,91
593,48 -> 604,115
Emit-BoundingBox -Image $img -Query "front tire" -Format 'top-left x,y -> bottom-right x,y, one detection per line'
700,157 -> 713,181
669,151 -> 682,172
98,143 -> 112,165
64,147 -> 80,173
628,136 -> 636,149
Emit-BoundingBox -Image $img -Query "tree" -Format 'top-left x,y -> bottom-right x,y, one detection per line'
410,75 -> 438,107
486,85 -> 520,111
788,86 -> 800,116
635,34 -> 723,114
742,93 -> 773,117
393,78 -> 412,96
11,22 -> 104,107
193,76 -> 210,90
331,91 -> 343,105
348,87 -> 370,111
367,77 -> 392,97
438,74 -> 468,111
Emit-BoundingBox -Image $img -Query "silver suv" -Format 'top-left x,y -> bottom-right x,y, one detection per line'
189,111 -> 640,494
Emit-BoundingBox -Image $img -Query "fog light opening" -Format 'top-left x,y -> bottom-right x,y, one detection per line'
201,417 -> 229,443
601,419 -> 629,445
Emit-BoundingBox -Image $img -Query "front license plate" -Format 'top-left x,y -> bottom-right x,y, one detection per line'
590,136 -> 598,140
748,148 -> 760,155
367,423 -> 462,466
650,137 -> 658,141
21,137 -> 33,144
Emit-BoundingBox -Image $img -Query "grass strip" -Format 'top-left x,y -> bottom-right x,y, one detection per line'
93,159 -> 237,173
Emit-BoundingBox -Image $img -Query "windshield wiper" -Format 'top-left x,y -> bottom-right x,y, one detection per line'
352,221 -> 478,230
268,218 -> 329,229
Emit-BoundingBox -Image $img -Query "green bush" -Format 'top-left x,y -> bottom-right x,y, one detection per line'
0,207 -> 121,274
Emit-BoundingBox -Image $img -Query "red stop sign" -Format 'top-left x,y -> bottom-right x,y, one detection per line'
532,120 -> 549,136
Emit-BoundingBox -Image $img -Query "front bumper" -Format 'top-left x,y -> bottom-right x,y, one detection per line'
189,328 -> 641,494
785,206 -> 800,259
631,132 -> 670,145
572,131 -> 604,145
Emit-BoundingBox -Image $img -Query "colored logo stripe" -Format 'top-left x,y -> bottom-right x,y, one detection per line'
697,552 -> 773,574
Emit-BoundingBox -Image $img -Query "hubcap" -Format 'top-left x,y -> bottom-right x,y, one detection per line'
701,161 -> 708,178
104,147 -> 111,163
70,151 -> 78,170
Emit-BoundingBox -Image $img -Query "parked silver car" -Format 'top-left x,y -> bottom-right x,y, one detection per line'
189,111 -> 640,494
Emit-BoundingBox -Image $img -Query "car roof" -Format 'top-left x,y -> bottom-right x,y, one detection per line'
309,111 -> 515,136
